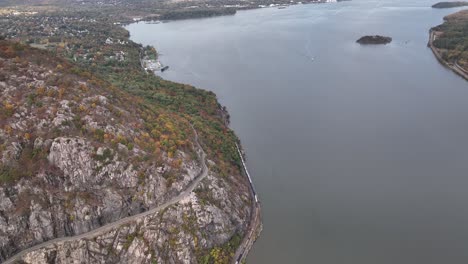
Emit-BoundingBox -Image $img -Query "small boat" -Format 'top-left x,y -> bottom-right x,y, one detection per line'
278,6 -> 287,9
161,66 -> 169,72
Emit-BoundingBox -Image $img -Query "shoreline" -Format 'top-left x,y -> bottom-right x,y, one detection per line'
233,143 -> 263,264
131,27 -> 263,262
428,30 -> 468,81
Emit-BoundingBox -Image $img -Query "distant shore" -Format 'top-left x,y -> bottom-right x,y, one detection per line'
432,1 -> 468,8
126,0 -> 345,23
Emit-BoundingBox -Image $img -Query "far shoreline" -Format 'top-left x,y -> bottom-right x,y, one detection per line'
122,0 -> 347,24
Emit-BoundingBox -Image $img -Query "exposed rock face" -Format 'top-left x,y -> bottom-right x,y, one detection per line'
0,42 -> 252,263
357,35 -> 392,45
17,172 -> 249,264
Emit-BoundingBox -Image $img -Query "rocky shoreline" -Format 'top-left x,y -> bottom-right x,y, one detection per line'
137,37 -> 263,262
0,37 -> 255,263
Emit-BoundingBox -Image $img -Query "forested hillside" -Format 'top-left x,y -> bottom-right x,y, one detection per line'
432,10 -> 468,70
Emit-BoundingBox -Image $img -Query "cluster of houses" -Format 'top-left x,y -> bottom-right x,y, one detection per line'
0,12 -> 133,65
0,15 -> 94,43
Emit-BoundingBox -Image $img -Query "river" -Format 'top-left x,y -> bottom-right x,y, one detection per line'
126,1 -> 468,263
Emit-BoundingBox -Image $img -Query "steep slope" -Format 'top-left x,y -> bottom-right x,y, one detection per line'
0,41 -> 253,263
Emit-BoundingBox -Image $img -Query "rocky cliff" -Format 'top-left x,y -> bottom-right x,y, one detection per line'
0,41 -> 253,263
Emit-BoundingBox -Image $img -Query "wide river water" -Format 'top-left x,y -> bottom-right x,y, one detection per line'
126,1 -> 468,263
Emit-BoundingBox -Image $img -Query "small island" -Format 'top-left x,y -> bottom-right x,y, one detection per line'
432,1 -> 468,8
356,35 -> 392,45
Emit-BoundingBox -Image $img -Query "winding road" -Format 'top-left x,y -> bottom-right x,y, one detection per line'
2,128 -> 208,264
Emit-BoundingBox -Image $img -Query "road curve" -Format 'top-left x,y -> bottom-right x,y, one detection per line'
2,128 -> 208,264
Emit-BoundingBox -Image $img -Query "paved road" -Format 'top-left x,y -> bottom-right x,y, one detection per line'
2,128 -> 208,264
233,144 -> 262,264
454,61 -> 468,75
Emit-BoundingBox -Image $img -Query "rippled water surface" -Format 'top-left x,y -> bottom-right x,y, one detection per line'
127,2 -> 468,263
